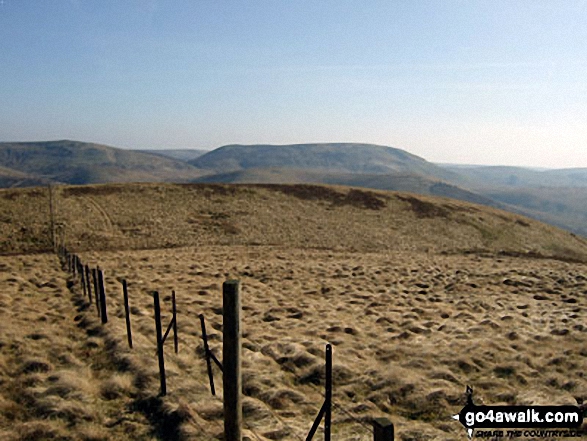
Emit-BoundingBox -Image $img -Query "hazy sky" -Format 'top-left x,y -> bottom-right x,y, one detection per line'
1,1 -> 586,168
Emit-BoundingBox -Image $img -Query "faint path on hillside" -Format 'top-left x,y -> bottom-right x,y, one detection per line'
85,195 -> 116,233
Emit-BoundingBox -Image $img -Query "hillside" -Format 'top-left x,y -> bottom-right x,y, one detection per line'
189,146 -> 587,238
193,168 -> 502,208
189,143 -> 461,181
2,183 -> 586,262
441,164 -> 587,188
0,165 -> 51,188
138,149 -> 209,162
0,140 -> 207,185
1,183 -> 586,440
2,140 -> 587,240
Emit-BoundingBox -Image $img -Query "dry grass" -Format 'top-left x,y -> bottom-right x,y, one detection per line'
1,183 -> 587,261
69,245 -> 586,440
0,253 -> 155,440
0,183 -> 586,440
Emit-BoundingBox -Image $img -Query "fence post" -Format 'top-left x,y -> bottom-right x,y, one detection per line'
305,344 -> 333,441
80,261 -> 87,298
92,268 -> 100,317
199,314 -> 216,396
122,280 -> 133,349
172,290 -> 178,354
48,184 -> 56,252
98,268 -> 108,324
85,265 -> 92,304
223,280 -> 242,441
325,344 -> 332,441
373,417 -> 394,441
153,291 -> 166,396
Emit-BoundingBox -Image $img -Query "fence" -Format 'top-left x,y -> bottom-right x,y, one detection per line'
57,245 -> 395,440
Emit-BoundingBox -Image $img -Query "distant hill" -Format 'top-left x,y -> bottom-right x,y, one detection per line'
441,164 -> 587,188
188,146 -> 587,238
0,140 -> 207,185
189,143 -> 461,181
2,140 -> 586,239
0,164 -> 52,188
138,149 -> 209,162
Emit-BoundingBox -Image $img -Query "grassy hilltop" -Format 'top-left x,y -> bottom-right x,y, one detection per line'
1,182 -> 586,260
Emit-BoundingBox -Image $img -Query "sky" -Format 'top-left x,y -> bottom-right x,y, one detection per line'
1,1 -> 586,168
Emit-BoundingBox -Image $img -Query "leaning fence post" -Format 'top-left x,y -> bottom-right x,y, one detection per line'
199,314 -> 216,396
223,280 -> 242,441
153,291 -> 166,396
98,268 -> 108,324
172,290 -> 178,354
122,280 -> 133,349
373,417 -> 394,441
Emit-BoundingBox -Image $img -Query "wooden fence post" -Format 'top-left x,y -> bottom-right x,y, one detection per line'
48,184 -> 55,252
98,268 -> 108,324
92,268 -> 100,317
80,260 -> 87,298
172,290 -> 178,354
373,417 -> 394,441
153,291 -> 166,396
223,280 -> 242,441
122,280 -> 133,349
85,265 -> 92,304
199,314 -> 216,396
305,344 -> 333,441
325,344 -> 332,441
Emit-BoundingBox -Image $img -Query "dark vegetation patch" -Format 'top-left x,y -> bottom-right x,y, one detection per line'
341,189 -> 387,210
496,249 -> 587,264
256,184 -> 387,210
62,185 -> 125,197
1,188 -> 46,200
396,195 -> 450,218
177,183 -> 240,197
443,248 -> 587,264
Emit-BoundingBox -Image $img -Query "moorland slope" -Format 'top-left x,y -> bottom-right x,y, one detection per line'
1,183 -> 586,441
2,183 -> 586,262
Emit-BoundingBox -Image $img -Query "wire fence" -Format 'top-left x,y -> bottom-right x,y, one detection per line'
58,245 -> 395,441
